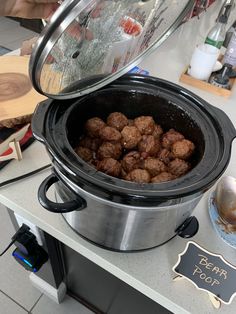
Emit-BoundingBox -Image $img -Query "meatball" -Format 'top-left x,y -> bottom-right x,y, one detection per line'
85,117 -> 106,138
121,151 -> 141,173
121,126 -> 142,149
126,169 -> 151,183
152,124 -> 163,139
99,126 -> 121,142
171,139 -> 195,160
168,158 -> 190,177
134,116 -> 155,135
79,113 -> 195,183
97,142 -> 122,160
138,135 -> 160,157
158,148 -> 171,165
151,172 -> 174,183
162,129 -> 184,149
97,158 -> 121,177
142,158 -> 166,177
75,146 -> 93,162
107,112 -> 129,131
79,136 -> 101,151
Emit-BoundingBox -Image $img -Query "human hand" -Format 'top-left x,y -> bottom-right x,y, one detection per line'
1,0 -> 59,19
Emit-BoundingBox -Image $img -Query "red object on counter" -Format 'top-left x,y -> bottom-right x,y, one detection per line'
0,125 -> 34,169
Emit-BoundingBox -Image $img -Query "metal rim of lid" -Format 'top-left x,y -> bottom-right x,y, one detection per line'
30,0 -> 195,100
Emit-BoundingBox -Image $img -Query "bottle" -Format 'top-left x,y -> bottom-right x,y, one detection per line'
205,14 -> 227,49
223,28 -> 236,67
223,20 -> 236,48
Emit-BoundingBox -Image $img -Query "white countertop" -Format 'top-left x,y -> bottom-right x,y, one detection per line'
1,2 -> 236,313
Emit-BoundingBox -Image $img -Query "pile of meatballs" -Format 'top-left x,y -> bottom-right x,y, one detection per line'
75,112 -> 195,183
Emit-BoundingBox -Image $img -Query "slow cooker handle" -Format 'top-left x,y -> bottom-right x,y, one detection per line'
38,174 -> 86,213
175,216 -> 199,239
210,106 -> 236,141
31,100 -> 50,143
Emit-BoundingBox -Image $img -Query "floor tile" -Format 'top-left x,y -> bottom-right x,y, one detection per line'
0,206 -> 42,310
0,17 -> 37,50
0,17 -> 19,32
0,291 -> 27,314
32,294 -> 94,314
0,46 -> 11,55
3,38 -> 30,51
0,29 -> 37,50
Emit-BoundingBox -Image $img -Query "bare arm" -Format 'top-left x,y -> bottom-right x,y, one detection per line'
0,0 -> 59,19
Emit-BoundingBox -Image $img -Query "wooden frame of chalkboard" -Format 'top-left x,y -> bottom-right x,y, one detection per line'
173,241 -> 236,305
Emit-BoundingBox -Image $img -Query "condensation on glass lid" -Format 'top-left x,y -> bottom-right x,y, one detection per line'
38,0 -> 193,97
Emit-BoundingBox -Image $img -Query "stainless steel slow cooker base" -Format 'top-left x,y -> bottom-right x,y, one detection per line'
34,75 -> 236,252
61,213 -> 177,252
55,177 -> 202,251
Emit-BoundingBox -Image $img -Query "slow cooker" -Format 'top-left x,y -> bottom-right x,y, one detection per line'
29,0 -> 236,251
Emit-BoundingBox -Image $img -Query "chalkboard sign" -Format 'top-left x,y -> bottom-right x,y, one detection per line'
173,241 -> 236,304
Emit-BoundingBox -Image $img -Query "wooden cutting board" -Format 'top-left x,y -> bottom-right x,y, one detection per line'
0,56 -> 46,126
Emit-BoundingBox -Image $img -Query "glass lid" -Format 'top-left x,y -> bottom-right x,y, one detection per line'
30,0 -> 195,100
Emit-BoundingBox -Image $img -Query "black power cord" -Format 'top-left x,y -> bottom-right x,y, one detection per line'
0,240 -> 16,257
0,224 -> 30,257
0,164 -> 51,188
0,165 -> 51,254
1,223 -> 49,272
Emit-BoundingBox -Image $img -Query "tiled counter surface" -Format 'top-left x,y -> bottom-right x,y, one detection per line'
1,2 -> 236,313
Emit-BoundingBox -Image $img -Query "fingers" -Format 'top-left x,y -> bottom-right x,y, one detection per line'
42,3 -> 59,19
24,3 -> 59,19
27,0 -> 60,19
27,0 -> 59,3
